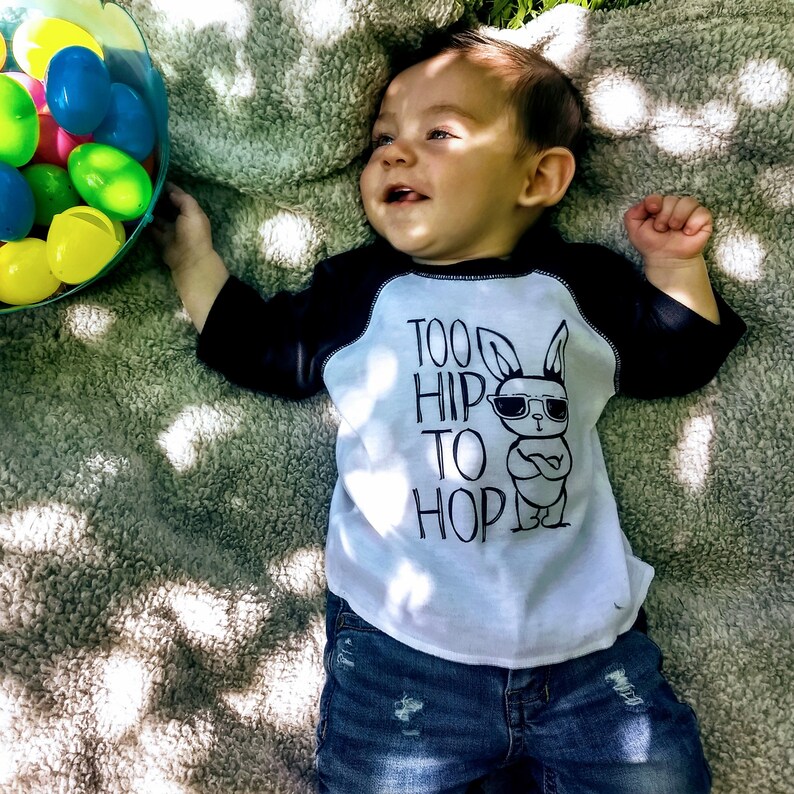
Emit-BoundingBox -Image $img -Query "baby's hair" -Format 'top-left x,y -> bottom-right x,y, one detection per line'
392,26 -> 586,162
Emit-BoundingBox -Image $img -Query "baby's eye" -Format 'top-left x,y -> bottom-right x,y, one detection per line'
371,133 -> 394,148
428,128 -> 454,140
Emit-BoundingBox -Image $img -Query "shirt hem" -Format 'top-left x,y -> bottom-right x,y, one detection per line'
327,565 -> 654,669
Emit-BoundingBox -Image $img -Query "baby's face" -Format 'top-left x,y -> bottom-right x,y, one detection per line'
360,53 -> 533,265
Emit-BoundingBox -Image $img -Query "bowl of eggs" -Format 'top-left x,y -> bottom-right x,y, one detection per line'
0,0 -> 169,312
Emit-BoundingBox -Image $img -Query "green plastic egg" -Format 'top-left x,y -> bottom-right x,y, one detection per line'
0,74 -> 40,167
67,142 -> 153,221
21,163 -> 80,227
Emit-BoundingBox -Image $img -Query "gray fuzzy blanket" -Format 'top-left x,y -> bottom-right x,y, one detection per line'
1,0 -> 792,791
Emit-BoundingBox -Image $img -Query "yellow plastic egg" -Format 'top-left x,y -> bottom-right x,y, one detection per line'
47,206 -> 122,284
12,17 -> 104,81
0,238 -> 62,305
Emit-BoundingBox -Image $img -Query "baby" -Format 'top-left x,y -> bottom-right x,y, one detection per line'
154,28 -> 745,794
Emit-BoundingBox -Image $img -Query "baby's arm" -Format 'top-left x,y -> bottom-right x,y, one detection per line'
151,185 -> 229,333
624,194 -> 720,324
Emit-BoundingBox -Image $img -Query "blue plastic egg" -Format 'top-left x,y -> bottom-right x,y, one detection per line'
93,83 -> 156,162
45,46 -> 111,135
0,162 -> 36,242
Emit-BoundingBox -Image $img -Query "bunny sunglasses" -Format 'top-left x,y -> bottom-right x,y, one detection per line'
487,394 -> 569,422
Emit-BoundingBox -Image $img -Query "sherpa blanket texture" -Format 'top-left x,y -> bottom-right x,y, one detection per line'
1,0 -> 792,791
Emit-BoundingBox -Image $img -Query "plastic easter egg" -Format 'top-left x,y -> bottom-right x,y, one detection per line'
34,113 -> 92,169
140,152 -> 155,178
93,83 -> 156,162
1,34 -> 6,70
0,162 -> 36,241
0,238 -> 61,305
0,73 -> 39,167
21,163 -> 80,227
46,46 -> 111,135
111,220 -> 127,247
47,206 -> 121,284
12,17 -> 103,81
5,72 -> 47,110
68,143 -> 153,221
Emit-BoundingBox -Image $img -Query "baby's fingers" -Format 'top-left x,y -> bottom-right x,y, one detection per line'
649,195 -> 686,231
681,204 -> 713,236
654,195 -> 711,233
624,193 -> 661,224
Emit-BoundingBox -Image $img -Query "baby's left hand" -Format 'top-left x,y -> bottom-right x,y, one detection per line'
624,194 -> 713,264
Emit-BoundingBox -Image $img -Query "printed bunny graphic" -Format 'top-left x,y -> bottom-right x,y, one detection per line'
478,321 -> 572,531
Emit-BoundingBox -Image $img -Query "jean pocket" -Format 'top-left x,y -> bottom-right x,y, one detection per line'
327,592 -> 382,635
335,609 -> 381,634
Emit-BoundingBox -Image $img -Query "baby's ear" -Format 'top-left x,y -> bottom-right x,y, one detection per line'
518,147 -> 576,209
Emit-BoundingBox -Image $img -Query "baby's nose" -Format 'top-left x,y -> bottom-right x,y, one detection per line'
382,140 -> 414,167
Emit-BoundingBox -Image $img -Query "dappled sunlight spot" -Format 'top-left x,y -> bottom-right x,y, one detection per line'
336,387 -> 377,432
491,4 -> 589,73
109,581 -> 268,664
387,560 -> 433,619
344,467 -> 411,529
288,0 -> 357,45
714,230 -> 766,282
0,502 -> 90,556
0,561 -> 24,631
322,401 -> 342,433
206,52 -> 257,102
651,100 -> 738,157
736,58 -> 791,109
267,546 -> 324,597
336,416 -> 357,441
756,165 -> 794,209
673,412 -> 715,493
259,211 -> 317,267
63,303 -> 116,343
169,582 -> 270,654
107,583 -> 178,649
365,346 -> 400,398
71,452 -> 129,499
0,747 -> 14,785
671,523 -> 696,553
148,0 -> 251,38
221,617 -> 324,730
91,649 -> 157,741
586,72 -> 649,135
126,769 -> 191,794
0,685 -> 28,786
0,701 -> 80,792
158,403 -> 243,473
174,305 -> 192,324
133,714 -> 216,791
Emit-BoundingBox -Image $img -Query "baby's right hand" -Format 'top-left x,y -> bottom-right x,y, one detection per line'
150,184 -> 216,275
149,183 -> 230,333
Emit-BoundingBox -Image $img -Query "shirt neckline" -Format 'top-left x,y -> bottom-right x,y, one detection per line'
375,220 -> 564,277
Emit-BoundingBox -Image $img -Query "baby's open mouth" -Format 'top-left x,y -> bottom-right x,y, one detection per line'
386,187 -> 428,203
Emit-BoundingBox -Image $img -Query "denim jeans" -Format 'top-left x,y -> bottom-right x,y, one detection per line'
316,592 -> 711,794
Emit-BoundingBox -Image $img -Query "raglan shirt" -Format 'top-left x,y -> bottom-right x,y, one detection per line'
198,223 -> 746,668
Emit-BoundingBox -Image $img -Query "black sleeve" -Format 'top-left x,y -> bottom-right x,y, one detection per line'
196,245 -> 394,399
564,242 -> 746,399
617,278 -> 746,398
197,256 -> 349,399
